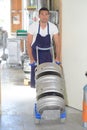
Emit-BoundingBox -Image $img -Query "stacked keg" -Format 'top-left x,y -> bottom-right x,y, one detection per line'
35,62 -> 65,114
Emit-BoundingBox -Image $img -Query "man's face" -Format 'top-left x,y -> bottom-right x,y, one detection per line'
39,10 -> 49,23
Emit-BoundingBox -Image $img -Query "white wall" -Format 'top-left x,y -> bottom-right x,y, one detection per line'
0,0 -> 10,35
62,0 -> 87,110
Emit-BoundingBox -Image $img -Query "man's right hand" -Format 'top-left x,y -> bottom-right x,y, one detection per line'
29,60 -> 37,66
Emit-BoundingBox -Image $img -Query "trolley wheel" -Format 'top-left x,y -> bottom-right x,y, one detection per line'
34,103 -> 41,124
60,110 -> 66,123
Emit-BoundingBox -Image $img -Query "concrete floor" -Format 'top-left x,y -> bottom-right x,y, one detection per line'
0,61 -> 85,130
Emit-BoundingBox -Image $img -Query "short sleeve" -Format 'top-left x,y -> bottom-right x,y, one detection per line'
28,22 -> 39,35
49,22 -> 59,36
52,24 -> 59,35
28,23 -> 35,35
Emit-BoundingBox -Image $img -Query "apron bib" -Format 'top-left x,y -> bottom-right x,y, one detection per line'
31,23 -> 52,88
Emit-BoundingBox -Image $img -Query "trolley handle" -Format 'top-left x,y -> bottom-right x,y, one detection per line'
29,46 -> 61,66
36,46 -> 55,66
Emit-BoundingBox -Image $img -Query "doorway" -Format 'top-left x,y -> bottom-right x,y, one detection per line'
0,0 -> 62,113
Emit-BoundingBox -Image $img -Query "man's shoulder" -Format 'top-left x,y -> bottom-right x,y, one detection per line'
48,21 -> 58,33
28,21 -> 39,33
48,22 -> 58,30
48,21 -> 57,27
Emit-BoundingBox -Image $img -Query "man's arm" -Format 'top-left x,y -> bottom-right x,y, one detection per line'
26,33 -> 35,63
53,33 -> 61,62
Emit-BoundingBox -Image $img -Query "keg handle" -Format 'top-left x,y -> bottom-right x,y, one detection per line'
36,46 -> 55,66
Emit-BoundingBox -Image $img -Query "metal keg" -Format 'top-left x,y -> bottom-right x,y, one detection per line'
35,62 -> 65,114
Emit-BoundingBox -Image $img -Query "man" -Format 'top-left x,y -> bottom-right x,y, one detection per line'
27,7 -> 61,88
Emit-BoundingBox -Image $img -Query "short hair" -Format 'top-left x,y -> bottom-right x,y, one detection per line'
39,7 -> 49,14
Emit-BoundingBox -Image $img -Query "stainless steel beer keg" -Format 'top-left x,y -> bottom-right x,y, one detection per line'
35,62 -> 65,114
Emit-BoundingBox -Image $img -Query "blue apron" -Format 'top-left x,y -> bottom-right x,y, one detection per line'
31,23 -> 52,88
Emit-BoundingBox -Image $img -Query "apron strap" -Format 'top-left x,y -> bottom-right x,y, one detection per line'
38,22 -> 40,34
38,22 -> 49,34
47,23 -> 49,34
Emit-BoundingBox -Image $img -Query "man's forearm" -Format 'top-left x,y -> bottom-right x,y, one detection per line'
53,34 -> 61,62
27,45 -> 34,62
26,34 -> 35,63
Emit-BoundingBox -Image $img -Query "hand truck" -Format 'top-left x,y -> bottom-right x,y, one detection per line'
34,46 -> 66,124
